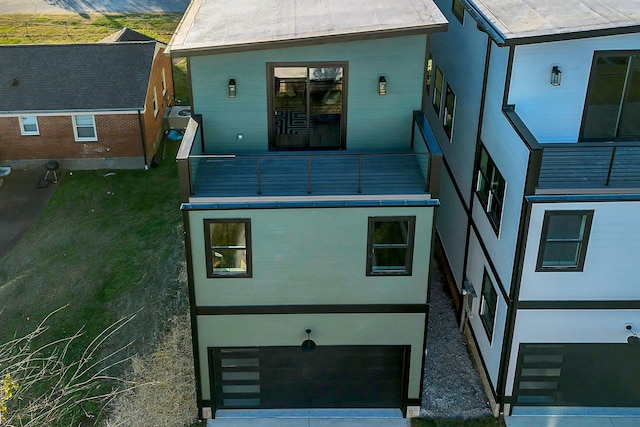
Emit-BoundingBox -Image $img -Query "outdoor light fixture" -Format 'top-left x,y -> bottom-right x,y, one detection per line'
626,325 -> 640,346
378,76 -> 387,96
301,328 -> 316,352
228,78 -> 237,98
550,66 -> 562,86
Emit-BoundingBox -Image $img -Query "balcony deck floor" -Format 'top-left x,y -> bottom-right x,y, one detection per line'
191,153 -> 429,199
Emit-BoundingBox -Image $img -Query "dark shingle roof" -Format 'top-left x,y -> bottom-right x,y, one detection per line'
99,28 -> 155,43
0,42 -> 157,112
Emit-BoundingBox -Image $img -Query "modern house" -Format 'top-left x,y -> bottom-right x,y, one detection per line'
167,0 -> 447,419
0,31 -> 173,170
427,0 -> 640,417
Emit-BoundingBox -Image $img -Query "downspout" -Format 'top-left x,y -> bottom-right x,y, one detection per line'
137,109 -> 149,170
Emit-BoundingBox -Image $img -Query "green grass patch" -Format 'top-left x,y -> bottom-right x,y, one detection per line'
0,13 -> 182,44
0,141 -> 185,362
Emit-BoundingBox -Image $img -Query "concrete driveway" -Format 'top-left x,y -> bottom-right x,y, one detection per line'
0,167 -> 58,260
0,0 -> 189,14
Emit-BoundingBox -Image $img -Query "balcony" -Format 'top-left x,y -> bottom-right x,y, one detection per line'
504,106 -> 640,195
176,112 -> 442,204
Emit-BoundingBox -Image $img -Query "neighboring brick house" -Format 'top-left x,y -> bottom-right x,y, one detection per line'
0,31 -> 173,169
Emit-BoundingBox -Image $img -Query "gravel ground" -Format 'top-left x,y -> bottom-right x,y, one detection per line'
421,256 -> 492,418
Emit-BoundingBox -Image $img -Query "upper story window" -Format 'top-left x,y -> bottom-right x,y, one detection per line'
425,54 -> 433,97
476,144 -> 506,232
580,52 -> 640,142
443,84 -> 456,139
536,211 -> 593,272
19,116 -> 39,135
204,219 -> 252,278
73,115 -> 97,141
452,0 -> 465,24
480,269 -> 497,342
432,66 -> 444,116
366,216 -> 416,276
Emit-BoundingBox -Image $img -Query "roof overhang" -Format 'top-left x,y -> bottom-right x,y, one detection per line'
166,0 -> 448,57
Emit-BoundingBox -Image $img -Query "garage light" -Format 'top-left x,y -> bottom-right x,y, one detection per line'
626,324 -> 639,346
301,328 -> 316,352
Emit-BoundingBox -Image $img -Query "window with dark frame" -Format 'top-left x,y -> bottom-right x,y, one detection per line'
425,54 -> 433,96
476,145 -> 506,231
366,216 -> 416,276
480,269 -> 497,342
581,51 -> 640,142
536,211 -> 593,272
432,66 -> 444,116
444,84 -> 456,139
452,0 -> 465,23
204,219 -> 252,278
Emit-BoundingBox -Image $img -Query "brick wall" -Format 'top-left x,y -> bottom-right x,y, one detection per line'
142,45 -> 175,161
0,113 -> 143,161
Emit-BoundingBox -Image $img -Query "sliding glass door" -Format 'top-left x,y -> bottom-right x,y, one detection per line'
269,64 -> 345,150
581,52 -> 640,141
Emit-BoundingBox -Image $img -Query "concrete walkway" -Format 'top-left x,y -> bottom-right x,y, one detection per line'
506,416 -> 640,427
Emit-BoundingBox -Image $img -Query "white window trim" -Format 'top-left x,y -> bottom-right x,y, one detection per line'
161,68 -> 167,96
19,116 -> 39,136
153,86 -> 159,117
72,115 -> 97,142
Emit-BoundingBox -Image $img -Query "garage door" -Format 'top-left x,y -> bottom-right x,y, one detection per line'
210,346 -> 408,410
513,343 -> 640,407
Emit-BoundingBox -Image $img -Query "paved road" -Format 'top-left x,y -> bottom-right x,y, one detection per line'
0,0 -> 189,14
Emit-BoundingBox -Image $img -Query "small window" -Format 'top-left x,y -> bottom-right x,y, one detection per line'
73,115 -> 97,141
476,144 -> 506,231
432,66 -> 444,116
161,68 -> 167,95
425,54 -> 433,96
452,0 -> 465,24
480,270 -> 497,341
153,86 -> 159,116
444,84 -> 456,139
367,216 -> 416,276
536,211 -> 593,272
19,116 -> 39,135
205,219 -> 252,278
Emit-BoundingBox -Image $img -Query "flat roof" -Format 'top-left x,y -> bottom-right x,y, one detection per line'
167,0 -> 448,56
466,0 -> 640,44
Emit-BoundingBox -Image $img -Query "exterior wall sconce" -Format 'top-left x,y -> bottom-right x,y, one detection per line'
228,78 -> 237,98
378,76 -> 387,96
626,324 -> 639,345
301,328 -> 316,352
550,66 -> 562,86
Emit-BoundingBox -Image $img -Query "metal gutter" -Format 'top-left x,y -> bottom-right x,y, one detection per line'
181,199 -> 440,211
461,0 -> 507,46
526,193 -> 640,203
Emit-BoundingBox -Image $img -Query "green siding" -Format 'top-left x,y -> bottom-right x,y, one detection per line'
188,206 -> 433,306
190,35 -> 427,153
197,313 -> 426,401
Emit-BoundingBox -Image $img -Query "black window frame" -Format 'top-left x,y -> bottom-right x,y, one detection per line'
425,53 -> 433,97
580,50 -> 640,142
452,0 -> 465,24
475,144 -> 506,233
443,83 -> 456,139
366,216 -> 416,276
536,210 -> 594,272
204,219 -> 252,278
480,269 -> 497,342
432,66 -> 444,116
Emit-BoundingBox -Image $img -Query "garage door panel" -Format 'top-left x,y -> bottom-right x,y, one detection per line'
212,345 -> 407,410
514,343 -> 640,407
